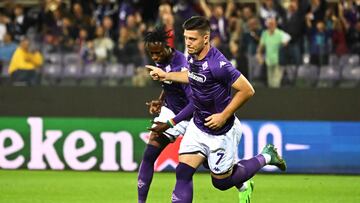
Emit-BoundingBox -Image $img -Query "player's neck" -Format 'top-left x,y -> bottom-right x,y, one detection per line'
196,44 -> 210,61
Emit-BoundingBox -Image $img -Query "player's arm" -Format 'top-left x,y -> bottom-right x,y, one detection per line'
222,75 -> 255,120
256,36 -> 265,65
149,82 -> 194,134
205,75 -> 254,130
146,65 -> 189,83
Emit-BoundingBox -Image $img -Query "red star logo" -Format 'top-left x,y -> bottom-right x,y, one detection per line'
140,132 -> 182,171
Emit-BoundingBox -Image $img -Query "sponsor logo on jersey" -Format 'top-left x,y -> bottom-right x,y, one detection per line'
188,72 -> 206,83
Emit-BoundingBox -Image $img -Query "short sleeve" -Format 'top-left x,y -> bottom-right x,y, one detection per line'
211,59 -> 241,84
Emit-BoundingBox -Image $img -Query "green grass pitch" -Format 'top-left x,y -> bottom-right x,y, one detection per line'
0,170 -> 359,203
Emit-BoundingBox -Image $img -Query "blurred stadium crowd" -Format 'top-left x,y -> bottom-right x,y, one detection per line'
0,0 -> 359,87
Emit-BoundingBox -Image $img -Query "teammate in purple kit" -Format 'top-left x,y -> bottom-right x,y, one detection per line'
147,16 -> 286,203
137,26 -> 194,203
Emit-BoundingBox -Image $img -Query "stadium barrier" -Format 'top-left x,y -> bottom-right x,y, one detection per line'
1,117 -> 359,174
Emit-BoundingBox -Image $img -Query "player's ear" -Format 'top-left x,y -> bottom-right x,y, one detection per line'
204,34 -> 210,45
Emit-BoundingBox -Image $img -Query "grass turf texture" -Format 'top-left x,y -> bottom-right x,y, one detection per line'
0,170 -> 359,203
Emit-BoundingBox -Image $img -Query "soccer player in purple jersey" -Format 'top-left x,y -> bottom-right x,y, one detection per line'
137,26 -> 194,203
147,16 -> 286,203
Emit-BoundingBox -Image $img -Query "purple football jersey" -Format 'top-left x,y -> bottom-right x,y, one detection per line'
156,50 -> 192,118
187,47 -> 241,135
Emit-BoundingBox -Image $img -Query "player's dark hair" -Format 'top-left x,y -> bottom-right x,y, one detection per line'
143,26 -> 170,47
182,16 -> 210,34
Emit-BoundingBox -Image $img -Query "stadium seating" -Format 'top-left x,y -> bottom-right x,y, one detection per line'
317,65 -> 341,88
295,64 -> 318,87
101,63 -> 125,86
339,65 -> 360,88
41,63 -> 63,85
80,62 -> 104,86
59,63 -> 83,86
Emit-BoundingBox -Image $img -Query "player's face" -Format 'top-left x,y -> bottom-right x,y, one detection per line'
184,29 -> 209,56
146,42 -> 169,64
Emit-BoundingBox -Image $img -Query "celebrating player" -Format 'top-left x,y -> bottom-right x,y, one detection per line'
137,26 -> 194,203
147,16 -> 286,203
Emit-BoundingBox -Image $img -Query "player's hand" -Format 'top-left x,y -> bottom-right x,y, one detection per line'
148,121 -> 170,134
204,113 -> 227,130
146,100 -> 163,115
146,65 -> 166,81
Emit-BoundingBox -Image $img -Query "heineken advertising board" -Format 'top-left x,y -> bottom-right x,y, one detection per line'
1,117 -> 360,174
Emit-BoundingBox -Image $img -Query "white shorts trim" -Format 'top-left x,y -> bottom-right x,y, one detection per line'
179,118 -> 242,174
153,106 -> 189,142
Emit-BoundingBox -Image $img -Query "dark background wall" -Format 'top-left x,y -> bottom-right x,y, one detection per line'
0,86 -> 359,121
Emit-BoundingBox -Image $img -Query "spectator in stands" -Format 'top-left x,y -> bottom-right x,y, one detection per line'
242,17 -> 262,56
229,40 -> 248,78
7,4 -> 32,42
0,33 -> 17,74
280,0 -> 308,66
102,15 -> 117,42
93,0 -> 118,26
256,17 -> 291,88
0,33 -> 18,63
58,16 -> 78,52
71,3 -> 94,35
71,0 -> 96,17
77,27 -> 95,63
199,0 -> 234,45
306,0 -> 327,27
157,1 -> 187,51
332,16 -> 349,56
241,6 -> 256,33
118,0 -> 136,28
338,0 -> 359,29
173,0 -> 199,21
0,13 -> 9,42
42,8 -> 63,49
8,37 -> 43,85
324,6 -> 336,32
227,3 -> 243,45
259,0 -> 285,27
160,12 -> 175,49
93,25 -> 114,62
115,13 -> 145,66
306,17 -> 331,67
157,2 -> 172,23
347,20 -> 360,55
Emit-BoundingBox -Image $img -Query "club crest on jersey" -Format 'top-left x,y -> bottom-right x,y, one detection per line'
202,61 -> 208,70
165,65 -> 171,72
188,71 -> 206,83
220,61 -> 226,68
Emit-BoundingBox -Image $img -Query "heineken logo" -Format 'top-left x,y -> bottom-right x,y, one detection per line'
0,117 -> 138,171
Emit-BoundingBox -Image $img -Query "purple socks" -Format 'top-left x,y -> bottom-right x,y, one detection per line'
212,154 -> 266,190
172,163 -> 196,203
138,145 -> 162,203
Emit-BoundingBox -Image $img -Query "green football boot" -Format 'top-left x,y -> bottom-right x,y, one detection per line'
238,180 -> 254,203
261,144 -> 287,171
